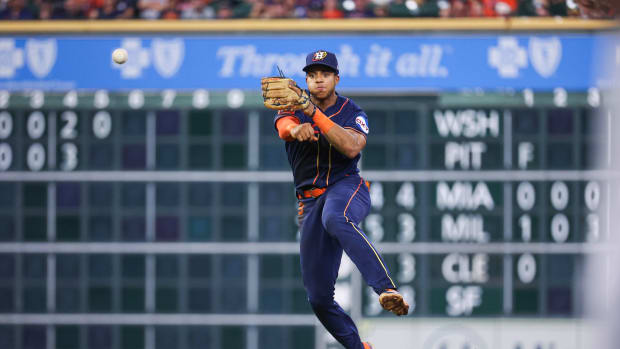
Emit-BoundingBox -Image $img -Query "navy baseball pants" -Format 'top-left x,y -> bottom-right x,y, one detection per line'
297,175 -> 397,349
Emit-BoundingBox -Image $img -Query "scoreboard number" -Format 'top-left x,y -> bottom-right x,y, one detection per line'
27,143 -> 45,171
550,181 -> 569,210
584,181 -> 600,210
584,181 -> 601,242
586,214 -> 600,242
519,214 -> 532,242
364,214 -> 384,242
397,253 -> 416,283
93,111 -> 112,139
227,89 -> 245,109
129,90 -> 145,109
94,90 -> 110,109
516,182 -> 536,210
523,88 -> 534,107
162,89 -> 176,108
60,143 -> 78,171
553,88 -> 567,108
396,182 -> 415,209
397,213 -> 416,242
60,111 -> 78,139
587,87 -> 601,107
192,89 -> 209,109
27,111 -> 46,139
29,90 -> 44,109
0,112 -> 13,139
63,90 -> 78,108
0,143 -> 12,171
517,253 -> 536,284
0,90 -> 9,108
550,214 -> 570,243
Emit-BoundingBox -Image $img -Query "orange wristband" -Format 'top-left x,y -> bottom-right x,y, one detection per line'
312,108 -> 336,134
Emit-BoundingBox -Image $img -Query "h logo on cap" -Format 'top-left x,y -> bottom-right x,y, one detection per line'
304,50 -> 339,75
312,51 -> 327,61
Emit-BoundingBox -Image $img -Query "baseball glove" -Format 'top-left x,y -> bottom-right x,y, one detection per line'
379,289 -> 409,316
261,77 -> 311,111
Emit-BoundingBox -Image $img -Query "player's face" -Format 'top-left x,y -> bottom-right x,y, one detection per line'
305,68 -> 339,100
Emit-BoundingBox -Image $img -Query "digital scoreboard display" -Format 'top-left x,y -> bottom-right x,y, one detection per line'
0,89 -> 613,349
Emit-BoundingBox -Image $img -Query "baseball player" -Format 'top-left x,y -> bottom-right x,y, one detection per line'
261,50 -> 409,349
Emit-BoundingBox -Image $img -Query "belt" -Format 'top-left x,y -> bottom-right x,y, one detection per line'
297,187 -> 326,199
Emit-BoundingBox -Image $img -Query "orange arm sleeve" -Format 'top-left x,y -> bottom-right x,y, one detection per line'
276,116 -> 300,141
311,108 -> 336,134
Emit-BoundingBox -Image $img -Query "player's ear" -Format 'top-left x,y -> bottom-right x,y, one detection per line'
334,74 -> 340,85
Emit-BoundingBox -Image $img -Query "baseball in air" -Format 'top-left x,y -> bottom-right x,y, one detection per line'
112,48 -> 128,64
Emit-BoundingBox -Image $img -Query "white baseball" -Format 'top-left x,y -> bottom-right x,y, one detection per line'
112,48 -> 128,64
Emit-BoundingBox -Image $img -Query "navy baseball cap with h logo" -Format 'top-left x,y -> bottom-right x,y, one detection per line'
303,50 -> 339,75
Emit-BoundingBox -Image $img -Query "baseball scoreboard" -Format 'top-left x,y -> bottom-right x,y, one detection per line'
0,86 -> 614,348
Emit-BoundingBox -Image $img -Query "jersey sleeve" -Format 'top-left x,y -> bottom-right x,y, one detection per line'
343,109 -> 370,137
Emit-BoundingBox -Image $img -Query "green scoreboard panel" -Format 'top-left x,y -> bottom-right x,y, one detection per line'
0,89 -> 615,349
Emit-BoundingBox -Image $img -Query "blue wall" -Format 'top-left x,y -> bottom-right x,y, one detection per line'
0,33 -> 608,91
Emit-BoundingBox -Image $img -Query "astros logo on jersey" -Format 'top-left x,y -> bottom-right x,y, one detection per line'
312,51 -> 328,61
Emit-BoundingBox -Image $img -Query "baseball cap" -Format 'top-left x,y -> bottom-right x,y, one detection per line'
303,50 -> 339,75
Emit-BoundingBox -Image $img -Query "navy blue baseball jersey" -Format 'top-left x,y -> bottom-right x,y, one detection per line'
273,93 -> 370,190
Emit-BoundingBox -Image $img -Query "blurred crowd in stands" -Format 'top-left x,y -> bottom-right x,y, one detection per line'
0,0 -> 608,20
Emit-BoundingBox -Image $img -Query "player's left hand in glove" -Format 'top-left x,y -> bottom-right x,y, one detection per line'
261,77 -> 311,111
379,289 -> 409,316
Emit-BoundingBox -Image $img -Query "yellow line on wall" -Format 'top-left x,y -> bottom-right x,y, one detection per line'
507,17 -> 617,31
0,18 -> 616,34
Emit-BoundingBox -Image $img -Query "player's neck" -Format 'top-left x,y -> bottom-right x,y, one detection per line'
312,92 -> 338,112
